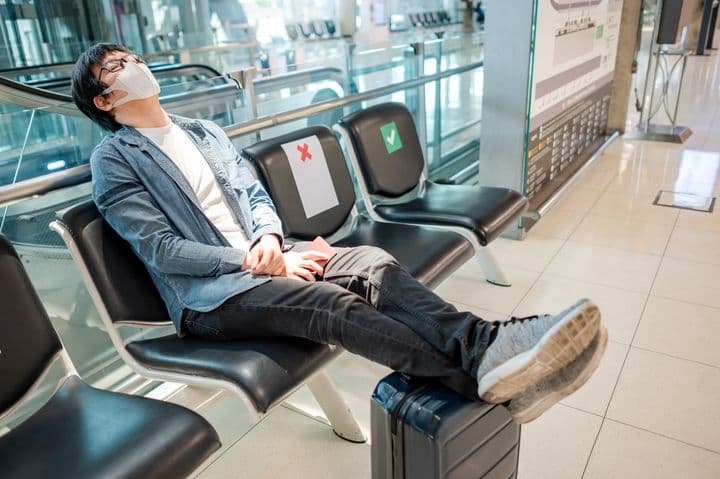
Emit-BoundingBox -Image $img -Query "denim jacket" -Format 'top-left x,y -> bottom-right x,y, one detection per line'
90,114 -> 283,334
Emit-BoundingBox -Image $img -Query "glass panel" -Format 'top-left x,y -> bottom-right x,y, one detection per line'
0,108 -> 103,188
0,73 -> 250,190
423,34 -> 483,181
160,74 -> 252,127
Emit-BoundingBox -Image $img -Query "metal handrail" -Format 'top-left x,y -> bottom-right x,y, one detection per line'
225,59 -> 482,137
23,63 -> 224,90
0,62 -> 76,77
0,64 -> 347,115
0,164 -> 91,206
0,59 -> 483,207
254,66 -> 344,94
0,76 -> 78,115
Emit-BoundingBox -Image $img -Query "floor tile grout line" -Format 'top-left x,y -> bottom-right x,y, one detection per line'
451,300 -> 511,319
560,238 -> 665,258
196,412 -> 277,475
507,141 -> 625,479
580,149 -> 685,479
603,417 -> 720,456
627,197 -> 682,350
551,142 -> 653,479
656,252 -> 720,268
535,269 -> 653,296
648,292 -> 720,310
510,160 -> 613,318
556,402 -> 605,419
576,179 -> 656,478
538,270 -> 653,295
628,344 -> 720,370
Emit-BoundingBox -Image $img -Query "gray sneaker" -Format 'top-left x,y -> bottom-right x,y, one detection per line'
476,299 -> 601,403
507,325 -> 608,423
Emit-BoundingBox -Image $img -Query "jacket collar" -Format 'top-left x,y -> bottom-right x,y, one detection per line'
113,114 -> 205,147
113,115 -> 207,212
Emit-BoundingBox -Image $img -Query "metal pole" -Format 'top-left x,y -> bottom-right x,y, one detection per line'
432,36 -> 443,169
638,0 -> 663,128
646,48 -> 662,124
672,52 -> 689,125
413,41 -> 429,169
344,39 -> 358,98
697,0 -> 715,55
228,67 -> 260,141
707,2 -> 719,49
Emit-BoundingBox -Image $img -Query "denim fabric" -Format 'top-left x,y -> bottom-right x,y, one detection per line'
184,245 -> 495,380
91,115 -> 283,333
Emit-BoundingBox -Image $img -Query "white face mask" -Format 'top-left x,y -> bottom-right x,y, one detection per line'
101,61 -> 160,108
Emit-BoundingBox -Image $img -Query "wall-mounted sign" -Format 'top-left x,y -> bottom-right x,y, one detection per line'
524,0 -> 623,206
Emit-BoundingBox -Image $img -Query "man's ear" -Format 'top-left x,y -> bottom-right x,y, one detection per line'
93,94 -> 113,112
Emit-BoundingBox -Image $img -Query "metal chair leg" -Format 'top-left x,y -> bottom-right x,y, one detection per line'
475,247 -> 512,287
306,372 -> 367,443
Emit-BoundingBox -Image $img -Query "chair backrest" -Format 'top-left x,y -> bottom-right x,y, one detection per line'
243,125 -> 356,240
55,201 -> 170,325
0,235 -> 62,415
339,102 -> 425,198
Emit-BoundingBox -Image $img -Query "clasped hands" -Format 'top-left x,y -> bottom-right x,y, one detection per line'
242,234 -> 329,282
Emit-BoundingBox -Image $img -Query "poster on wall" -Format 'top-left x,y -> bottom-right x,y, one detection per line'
524,0 -> 623,206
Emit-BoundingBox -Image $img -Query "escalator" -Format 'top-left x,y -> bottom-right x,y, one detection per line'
0,62 -> 347,188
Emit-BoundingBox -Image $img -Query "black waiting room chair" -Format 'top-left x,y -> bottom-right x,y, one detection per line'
0,234 -> 220,479
337,102 -> 529,287
298,22 -> 313,39
311,20 -> 326,37
49,202 -> 366,443
242,125 -> 475,290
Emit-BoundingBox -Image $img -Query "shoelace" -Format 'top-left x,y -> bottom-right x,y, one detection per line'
506,314 -> 541,325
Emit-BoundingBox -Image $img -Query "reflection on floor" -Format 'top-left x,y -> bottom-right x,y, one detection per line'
195,51 -> 720,479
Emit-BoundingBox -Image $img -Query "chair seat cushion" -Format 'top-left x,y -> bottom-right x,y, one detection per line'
375,182 -> 529,246
0,376 -> 219,479
126,336 -> 342,413
334,216 -> 474,289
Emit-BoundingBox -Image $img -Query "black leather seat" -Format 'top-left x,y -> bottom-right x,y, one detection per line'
242,125 -> 474,289
375,181 -> 526,247
0,235 -> 220,479
125,335 -> 339,413
338,102 -> 529,247
336,216 -> 469,287
298,22 -> 313,38
337,102 -> 529,286
52,202 -> 341,414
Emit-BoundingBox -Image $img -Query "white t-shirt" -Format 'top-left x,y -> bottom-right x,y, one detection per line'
137,122 -> 249,250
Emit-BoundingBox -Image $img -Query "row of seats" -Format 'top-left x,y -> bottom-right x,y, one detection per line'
286,20 -> 337,41
409,11 -> 453,28
0,102 -> 526,477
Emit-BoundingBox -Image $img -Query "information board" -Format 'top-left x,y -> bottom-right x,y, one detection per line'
524,0 -> 623,206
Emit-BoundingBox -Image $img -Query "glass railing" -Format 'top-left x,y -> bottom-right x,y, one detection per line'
0,32 -> 484,389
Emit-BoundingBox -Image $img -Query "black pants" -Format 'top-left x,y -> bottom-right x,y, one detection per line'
183,246 -> 494,380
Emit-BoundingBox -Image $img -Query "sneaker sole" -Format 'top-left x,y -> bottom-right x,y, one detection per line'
478,300 -> 601,403
508,326 -> 608,424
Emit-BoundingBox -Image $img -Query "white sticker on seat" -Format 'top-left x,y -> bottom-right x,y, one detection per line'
280,135 -> 339,218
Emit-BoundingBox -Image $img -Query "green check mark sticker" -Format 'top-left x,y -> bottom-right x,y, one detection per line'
380,121 -> 403,154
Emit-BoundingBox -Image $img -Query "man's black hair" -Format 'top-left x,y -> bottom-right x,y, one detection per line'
71,43 -> 131,132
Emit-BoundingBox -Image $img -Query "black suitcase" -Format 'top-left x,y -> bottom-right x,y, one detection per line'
371,373 -> 521,479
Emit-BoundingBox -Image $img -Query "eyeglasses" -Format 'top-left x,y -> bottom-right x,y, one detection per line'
98,54 -> 145,83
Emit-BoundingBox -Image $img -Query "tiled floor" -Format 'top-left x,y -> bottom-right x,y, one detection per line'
196,51 -> 720,478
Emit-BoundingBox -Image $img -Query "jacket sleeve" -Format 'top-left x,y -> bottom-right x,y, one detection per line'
91,144 -> 249,277
203,120 -> 284,246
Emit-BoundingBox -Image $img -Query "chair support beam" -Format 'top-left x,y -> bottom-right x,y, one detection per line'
306,372 -> 367,443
